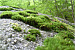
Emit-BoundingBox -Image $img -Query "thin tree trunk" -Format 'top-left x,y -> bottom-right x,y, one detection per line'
55,0 -> 58,16
71,0 -> 75,23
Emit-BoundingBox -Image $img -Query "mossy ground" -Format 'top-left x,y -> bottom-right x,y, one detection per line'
0,10 -> 75,50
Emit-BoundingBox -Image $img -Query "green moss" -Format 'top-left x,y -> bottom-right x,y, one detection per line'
38,21 -> 67,32
12,25 -> 22,32
24,34 -> 36,42
24,17 -> 44,27
25,10 -> 38,14
36,37 -> 74,50
38,15 -> 51,22
24,29 -> 26,33
17,11 -> 30,17
0,11 -> 18,18
28,29 -> 41,37
11,14 -> 24,21
0,7 -> 14,11
55,31 -> 74,39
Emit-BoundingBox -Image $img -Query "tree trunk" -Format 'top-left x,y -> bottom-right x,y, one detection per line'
71,0 -> 75,23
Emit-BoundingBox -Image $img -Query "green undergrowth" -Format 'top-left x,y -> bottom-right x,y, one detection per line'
0,7 -> 14,11
0,10 -> 75,50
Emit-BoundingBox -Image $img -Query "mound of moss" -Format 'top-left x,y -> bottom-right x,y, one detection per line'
24,34 -> 36,42
12,25 -> 22,32
28,29 -> 41,37
0,7 -> 14,11
24,29 -> 41,41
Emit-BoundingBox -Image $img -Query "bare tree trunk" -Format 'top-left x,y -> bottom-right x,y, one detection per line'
71,0 -> 75,23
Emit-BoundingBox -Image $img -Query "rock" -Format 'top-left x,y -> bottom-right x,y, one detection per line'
11,42 -> 15,45
7,38 -> 11,42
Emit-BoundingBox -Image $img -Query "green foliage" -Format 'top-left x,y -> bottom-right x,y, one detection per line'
28,29 -> 41,37
12,25 -> 22,32
0,7 -> 14,11
24,34 -> 36,42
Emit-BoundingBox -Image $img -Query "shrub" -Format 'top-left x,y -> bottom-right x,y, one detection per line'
28,29 -> 41,37
24,34 -> 36,42
12,25 -> 22,32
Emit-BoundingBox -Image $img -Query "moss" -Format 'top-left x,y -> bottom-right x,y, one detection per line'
11,14 -> 24,21
24,34 -> 36,42
24,29 -> 26,33
38,22 -> 67,32
28,29 -> 41,37
24,17 -> 44,27
25,10 -> 38,14
0,11 -> 18,18
12,25 -> 22,32
38,15 -> 51,22
17,11 -> 30,17
0,7 -> 14,11
55,31 -> 74,39
36,37 -> 74,50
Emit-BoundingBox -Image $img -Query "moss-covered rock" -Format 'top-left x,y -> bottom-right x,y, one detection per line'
0,7 -> 14,11
24,34 -> 36,42
28,29 -> 41,37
